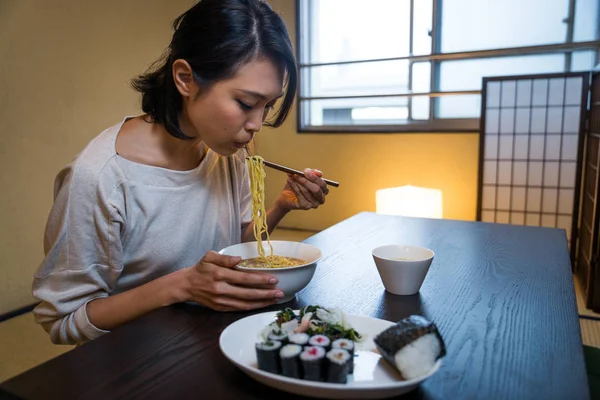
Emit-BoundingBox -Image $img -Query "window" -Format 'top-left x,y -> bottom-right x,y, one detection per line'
297,0 -> 600,132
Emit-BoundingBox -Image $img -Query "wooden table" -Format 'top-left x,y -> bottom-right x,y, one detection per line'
0,212 -> 588,400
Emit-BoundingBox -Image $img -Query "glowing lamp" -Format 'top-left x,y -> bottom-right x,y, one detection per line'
376,185 -> 443,219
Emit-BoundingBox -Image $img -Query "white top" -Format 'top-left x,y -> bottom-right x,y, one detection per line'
32,117 -> 252,344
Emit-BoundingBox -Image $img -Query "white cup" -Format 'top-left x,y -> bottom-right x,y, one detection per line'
372,244 -> 435,295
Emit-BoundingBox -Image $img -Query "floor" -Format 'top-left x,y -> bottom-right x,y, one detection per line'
1,227 -> 599,383
575,277 -> 600,348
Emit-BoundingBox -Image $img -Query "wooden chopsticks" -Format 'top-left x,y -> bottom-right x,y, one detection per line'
261,159 -> 339,187
244,146 -> 339,187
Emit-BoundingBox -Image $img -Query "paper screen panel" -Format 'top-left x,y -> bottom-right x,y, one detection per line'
479,73 -> 588,254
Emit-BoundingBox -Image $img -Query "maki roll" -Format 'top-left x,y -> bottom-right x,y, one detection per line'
373,315 -> 446,380
255,340 -> 282,374
279,344 -> 303,379
300,346 -> 326,381
289,332 -> 310,346
268,329 -> 289,345
308,334 -> 331,350
325,349 -> 351,383
331,338 -> 355,373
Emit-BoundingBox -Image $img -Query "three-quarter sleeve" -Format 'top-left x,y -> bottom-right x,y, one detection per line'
32,161 -> 125,345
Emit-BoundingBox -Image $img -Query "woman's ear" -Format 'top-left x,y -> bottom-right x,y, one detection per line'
172,59 -> 198,98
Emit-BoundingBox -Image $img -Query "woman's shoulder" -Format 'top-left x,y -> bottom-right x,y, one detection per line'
54,118 -> 130,197
72,119 -> 126,173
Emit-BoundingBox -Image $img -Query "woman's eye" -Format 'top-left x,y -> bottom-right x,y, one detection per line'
237,100 -> 252,111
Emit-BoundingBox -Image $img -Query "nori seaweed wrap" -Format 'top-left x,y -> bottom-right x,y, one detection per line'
255,340 -> 282,374
373,315 -> 446,380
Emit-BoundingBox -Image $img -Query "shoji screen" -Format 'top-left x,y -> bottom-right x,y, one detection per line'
477,72 -> 590,260
577,70 -> 600,309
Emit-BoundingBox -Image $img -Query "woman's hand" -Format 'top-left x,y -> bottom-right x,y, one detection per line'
276,169 -> 329,211
240,168 -> 329,242
181,251 -> 284,311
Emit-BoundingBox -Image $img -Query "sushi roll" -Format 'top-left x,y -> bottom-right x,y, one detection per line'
308,334 -> 331,350
373,315 -> 446,380
325,349 -> 351,383
255,340 -> 282,374
268,329 -> 289,345
289,332 -> 310,346
300,346 -> 326,381
331,338 -> 355,373
279,344 -> 303,379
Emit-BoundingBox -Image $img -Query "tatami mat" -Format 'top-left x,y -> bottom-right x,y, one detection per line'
581,318 -> 600,348
574,277 -> 600,348
575,277 -> 600,319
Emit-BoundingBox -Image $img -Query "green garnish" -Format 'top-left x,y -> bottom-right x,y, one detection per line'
305,320 -> 362,342
300,305 -> 323,318
275,308 -> 297,326
272,304 -> 363,342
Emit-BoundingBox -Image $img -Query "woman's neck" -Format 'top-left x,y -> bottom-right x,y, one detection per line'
116,115 -> 206,171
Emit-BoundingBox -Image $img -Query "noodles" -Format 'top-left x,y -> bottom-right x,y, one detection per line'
238,256 -> 305,268
247,155 -> 272,258
246,155 -> 305,268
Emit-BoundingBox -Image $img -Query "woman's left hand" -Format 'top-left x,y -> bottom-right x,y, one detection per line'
276,169 -> 329,211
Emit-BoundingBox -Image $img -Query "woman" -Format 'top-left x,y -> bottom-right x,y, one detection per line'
32,0 -> 329,345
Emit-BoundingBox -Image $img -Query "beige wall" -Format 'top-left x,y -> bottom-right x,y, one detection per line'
261,0 -> 479,231
0,0 -> 478,313
0,0 -> 195,314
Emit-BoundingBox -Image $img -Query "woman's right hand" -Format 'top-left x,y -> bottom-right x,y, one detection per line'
180,250 -> 284,311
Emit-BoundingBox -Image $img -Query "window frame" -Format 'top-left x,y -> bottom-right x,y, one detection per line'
295,0 -> 600,133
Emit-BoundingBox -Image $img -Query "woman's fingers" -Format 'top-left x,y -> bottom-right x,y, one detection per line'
293,170 -> 328,204
189,252 -> 286,312
199,253 -> 279,286
288,176 -> 320,208
217,267 -> 279,286
201,255 -> 279,286
211,280 -> 284,301
305,169 -> 329,197
201,250 -> 241,268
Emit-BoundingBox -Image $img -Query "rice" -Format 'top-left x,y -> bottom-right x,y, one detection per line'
393,333 -> 441,380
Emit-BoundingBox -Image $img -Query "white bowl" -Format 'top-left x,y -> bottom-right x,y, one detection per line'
218,241 -> 322,303
372,245 -> 435,296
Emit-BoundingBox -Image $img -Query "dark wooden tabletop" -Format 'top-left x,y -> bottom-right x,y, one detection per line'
0,212 -> 588,400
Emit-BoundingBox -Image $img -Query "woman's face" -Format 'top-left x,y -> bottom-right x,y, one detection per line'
175,58 -> 285,156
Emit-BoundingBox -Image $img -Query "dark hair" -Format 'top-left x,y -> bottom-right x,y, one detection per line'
131,0 -> 297,140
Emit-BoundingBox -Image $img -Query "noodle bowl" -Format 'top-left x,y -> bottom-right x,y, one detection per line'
218,240 -> 322,303
246,155 -> 306,269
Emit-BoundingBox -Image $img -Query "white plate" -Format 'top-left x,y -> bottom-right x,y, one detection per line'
219,311 -> 442,399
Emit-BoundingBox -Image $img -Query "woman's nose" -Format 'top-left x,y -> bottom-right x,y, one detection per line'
244,110 -> 264,134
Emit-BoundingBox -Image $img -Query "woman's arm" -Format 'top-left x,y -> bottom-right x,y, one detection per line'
87,252 -> 281,331
86,269 -> 185,331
